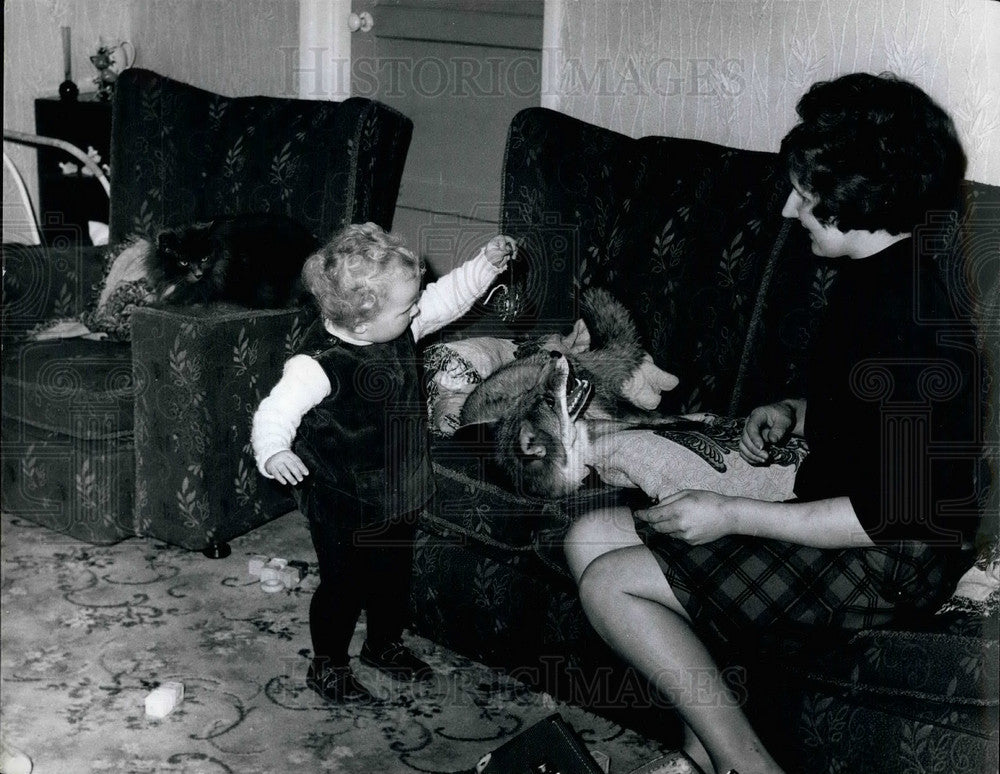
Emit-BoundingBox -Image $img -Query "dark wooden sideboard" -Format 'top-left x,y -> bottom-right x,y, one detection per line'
34,93 -> 112,246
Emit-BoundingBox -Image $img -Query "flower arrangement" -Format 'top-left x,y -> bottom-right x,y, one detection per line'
90,40 -> 134,101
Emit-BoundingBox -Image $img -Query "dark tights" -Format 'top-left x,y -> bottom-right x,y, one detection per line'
302,488 -> 418,667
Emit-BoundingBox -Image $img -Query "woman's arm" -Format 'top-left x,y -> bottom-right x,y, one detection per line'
635,489 -> 874,548
730,493 -> 873,547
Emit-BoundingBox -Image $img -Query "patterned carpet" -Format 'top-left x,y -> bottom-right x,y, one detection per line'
0,510 -> 687,774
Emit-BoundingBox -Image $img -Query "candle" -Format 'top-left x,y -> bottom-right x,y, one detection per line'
61,26 -> 71,80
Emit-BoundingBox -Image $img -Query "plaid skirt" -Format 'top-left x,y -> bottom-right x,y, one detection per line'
635,525 -> 953,647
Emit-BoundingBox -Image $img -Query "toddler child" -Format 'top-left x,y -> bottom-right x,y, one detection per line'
252,222 -> 515,702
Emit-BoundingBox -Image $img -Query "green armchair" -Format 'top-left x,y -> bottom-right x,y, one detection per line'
2,68 -> 413,552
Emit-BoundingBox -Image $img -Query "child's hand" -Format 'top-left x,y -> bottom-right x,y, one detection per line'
484,235 -> 517,268
265,450 -> 309,486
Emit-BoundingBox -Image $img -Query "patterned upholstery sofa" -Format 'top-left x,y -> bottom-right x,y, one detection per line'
411,108 -> 1000,773
2,69 -> 412,551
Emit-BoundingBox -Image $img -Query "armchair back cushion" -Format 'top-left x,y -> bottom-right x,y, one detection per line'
109,68 -> 412,243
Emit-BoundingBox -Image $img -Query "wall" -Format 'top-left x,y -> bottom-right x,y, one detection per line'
131,0 -> 300,99
544,0 -> 1000,185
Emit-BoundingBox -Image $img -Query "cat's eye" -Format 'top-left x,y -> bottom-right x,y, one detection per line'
179,260 -> 189,267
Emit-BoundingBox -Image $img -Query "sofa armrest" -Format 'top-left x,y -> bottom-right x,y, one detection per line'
130,303 -> 311,548
1,243 -> 106,341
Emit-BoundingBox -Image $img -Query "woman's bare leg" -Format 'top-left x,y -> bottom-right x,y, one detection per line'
570,510 -> 784,774
565,506 -> 643,581
565,507 -> 712,771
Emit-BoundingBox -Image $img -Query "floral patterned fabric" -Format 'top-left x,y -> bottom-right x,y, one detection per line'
1,243 -> 108,343
2,244 -> 136,544
131,305 -> 313,549
412,107 -> 1000,773
491,110 -> 817,416
2,69 -> 414,548
109,69 -> 412,246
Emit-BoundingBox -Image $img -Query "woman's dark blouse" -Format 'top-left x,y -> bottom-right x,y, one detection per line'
793,237 -> 981,568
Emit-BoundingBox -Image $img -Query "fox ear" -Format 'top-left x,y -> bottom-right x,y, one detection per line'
519,422 -> 546,458
562,318 -> 591,354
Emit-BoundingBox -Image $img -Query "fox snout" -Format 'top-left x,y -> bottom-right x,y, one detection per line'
535,353 -> 592,422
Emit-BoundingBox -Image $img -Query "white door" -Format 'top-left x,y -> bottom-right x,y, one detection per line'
347,0 -> 544,276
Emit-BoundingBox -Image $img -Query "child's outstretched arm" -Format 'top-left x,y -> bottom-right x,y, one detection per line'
410,235 -> 516,340
251,354 -> 331,485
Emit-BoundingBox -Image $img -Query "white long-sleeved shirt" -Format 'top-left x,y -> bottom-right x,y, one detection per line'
251,248 -> 505,476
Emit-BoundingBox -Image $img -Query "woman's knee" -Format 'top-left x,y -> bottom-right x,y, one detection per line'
575,548 -> 632,612
564,506 -> 641,582
577,544 -> 691,622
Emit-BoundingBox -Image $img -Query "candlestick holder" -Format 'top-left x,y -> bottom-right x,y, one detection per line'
58,26 -> 79,101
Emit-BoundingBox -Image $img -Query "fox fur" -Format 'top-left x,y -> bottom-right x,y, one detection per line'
460,287 -> 676,426
483,350 -> 806,501
458,288 -> 682,496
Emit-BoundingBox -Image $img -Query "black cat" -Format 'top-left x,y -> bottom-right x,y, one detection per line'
146,214 -> 320,308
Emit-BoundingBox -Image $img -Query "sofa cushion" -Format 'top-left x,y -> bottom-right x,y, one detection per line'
0,415 -> 135,545
752,676 -> 998,774
742,610 -> 998,703
1,339 -> 134,438
2,243 -> 108,343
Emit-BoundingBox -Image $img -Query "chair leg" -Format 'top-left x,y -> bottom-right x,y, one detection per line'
201,541 -> 232,559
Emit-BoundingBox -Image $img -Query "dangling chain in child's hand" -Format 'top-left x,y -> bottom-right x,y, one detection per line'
482,236 -> 524,322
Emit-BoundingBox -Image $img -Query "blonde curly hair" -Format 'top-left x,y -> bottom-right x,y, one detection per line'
301,222 -> 424,329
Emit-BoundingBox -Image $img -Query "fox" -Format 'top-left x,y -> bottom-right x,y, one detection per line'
459,288 -> 807,500
486,351 -> 807,500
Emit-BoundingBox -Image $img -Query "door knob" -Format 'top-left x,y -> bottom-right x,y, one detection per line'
348,11 -> 374,33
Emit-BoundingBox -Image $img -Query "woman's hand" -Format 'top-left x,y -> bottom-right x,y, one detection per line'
634,490 -> 736,545
484,235 -> 517,268
264,450 -> 309,486
739,399 -> 804,465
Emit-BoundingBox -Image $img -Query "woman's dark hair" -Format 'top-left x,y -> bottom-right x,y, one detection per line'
779,72 -> 966,234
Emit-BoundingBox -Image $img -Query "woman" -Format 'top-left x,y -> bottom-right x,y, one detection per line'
564,73 -> 980,774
